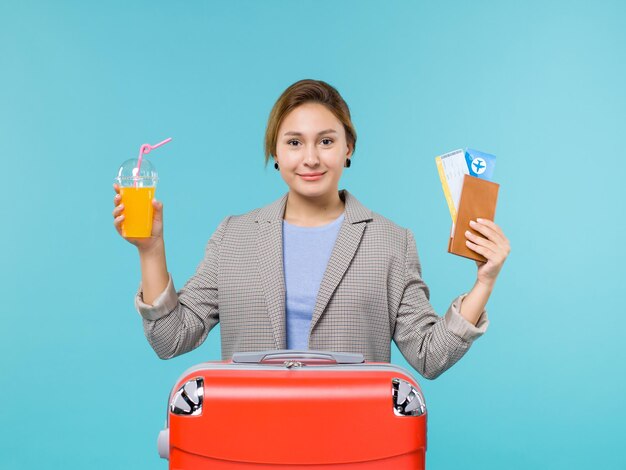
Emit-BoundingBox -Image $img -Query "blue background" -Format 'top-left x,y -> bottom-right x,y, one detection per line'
1,1 -> 625,468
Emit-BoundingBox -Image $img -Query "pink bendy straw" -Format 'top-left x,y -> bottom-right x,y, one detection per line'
134,137 -> 172,187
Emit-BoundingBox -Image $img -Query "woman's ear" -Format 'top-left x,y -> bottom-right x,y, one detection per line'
346,143 -> 354,158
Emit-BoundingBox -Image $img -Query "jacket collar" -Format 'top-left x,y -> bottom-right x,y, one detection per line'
256,189 -> 372,224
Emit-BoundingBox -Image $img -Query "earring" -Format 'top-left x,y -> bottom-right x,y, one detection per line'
274,162 -> 279,170
345,158 -> 351,168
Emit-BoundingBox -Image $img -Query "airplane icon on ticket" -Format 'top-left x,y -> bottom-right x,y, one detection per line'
472,158 -> 486,174
465,149 -> 495,180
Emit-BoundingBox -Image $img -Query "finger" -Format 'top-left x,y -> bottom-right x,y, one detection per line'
112,204 -> 124,217
468,228 -> 510,259
113,214 -> 125,228
475,219 -> 511,255
466,236 -> 509,267
469,220 -> 504,244
465,230 -> 498,253
113,183 -> 121,194
465,239 -> 494,259
152,200 -> 163,220
113,193 -> 122,207
476,218 -> 506,240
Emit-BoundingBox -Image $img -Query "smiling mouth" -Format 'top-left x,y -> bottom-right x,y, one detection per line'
298,172 -> 326,181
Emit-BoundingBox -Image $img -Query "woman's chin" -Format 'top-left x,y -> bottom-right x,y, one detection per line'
290,184 -> 333,200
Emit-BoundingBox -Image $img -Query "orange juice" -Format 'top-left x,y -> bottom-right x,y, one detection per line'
120,186 -> 155,238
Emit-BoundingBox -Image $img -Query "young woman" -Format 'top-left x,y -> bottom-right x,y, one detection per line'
112,79 -> 510,379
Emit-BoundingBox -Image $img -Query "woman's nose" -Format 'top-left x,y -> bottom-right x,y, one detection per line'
304,145 -> 320,166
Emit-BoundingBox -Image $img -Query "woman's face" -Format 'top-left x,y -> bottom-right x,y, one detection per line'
275,102 -> 352,201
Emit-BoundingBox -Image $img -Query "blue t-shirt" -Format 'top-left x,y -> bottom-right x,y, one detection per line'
282,212 -> 345,350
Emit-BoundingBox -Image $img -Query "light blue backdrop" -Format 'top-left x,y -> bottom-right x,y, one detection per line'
1,1 -> 624,468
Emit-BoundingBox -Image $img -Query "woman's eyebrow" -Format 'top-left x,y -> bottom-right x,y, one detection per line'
283,129 -> 338,137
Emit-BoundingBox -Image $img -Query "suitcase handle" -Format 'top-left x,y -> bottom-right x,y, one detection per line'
232,350 -> 365,365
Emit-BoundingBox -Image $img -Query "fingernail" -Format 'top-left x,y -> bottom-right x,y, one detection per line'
465,230 -> 471,236
469,220 -> 477,226
477,218 -> 483,223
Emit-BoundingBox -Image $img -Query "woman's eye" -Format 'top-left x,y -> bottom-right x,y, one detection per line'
321,138 -> 333,145
287,140 -> 301,147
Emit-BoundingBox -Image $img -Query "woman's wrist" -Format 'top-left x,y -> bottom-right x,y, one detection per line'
459,279 -> 494,325
475,277 -> 496,292
138,237 -> 169,305
138,237 -> 165,259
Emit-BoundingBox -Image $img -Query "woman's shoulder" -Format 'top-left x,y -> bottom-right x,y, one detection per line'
216,194 -> 287,236
365,210 -> 412,250
369,211 -> 407,230
344,190 -> 409,236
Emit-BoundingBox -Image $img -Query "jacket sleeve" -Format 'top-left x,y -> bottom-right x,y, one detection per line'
134,216 -> 231,359
392,229 -> 489,379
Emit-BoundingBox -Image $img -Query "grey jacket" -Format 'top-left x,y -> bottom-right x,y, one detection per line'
135,189 -> 488,379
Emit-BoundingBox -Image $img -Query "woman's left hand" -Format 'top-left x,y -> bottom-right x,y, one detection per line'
465,219 -> 511,287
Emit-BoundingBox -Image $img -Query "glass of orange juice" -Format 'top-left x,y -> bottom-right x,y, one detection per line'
115,158 -> 158,238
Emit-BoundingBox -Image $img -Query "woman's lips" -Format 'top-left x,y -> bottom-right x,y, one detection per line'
299,172 -> 325,181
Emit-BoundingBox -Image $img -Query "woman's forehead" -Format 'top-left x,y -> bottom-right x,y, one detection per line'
279,103 -> 344,136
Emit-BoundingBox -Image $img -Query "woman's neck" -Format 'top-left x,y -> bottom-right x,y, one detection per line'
283,190 -> 345,227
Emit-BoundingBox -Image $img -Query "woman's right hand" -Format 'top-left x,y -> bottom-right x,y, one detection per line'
112,183 -> 165,253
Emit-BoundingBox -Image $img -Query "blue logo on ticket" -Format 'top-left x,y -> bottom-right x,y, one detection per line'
465,148 -> 496,180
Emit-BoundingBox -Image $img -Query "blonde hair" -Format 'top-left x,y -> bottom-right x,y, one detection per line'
264,79 -> 357,165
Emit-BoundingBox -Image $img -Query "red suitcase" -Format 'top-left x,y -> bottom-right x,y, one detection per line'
157,350 -> 427,469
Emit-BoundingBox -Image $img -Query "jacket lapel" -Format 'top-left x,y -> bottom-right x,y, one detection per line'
255,193 -> 289,349
309,190 -> 372,333
255,190 -> 372,348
